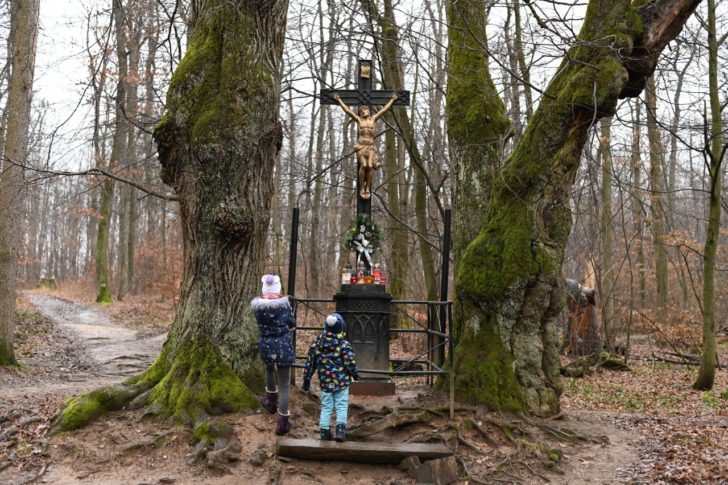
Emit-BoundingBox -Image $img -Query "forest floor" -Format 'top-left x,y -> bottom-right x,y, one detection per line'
1,288 -> 727,484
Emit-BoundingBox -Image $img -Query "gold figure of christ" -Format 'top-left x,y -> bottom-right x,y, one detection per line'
333,92 -> 398,200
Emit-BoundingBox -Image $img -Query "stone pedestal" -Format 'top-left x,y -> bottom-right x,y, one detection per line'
334,284 -> 391,374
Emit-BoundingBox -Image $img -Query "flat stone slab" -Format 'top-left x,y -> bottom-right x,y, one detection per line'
276,438 -> 452,464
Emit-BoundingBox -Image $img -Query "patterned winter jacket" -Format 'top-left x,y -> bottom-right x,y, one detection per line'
251,296 -> 296,366
302,331 -> 358,392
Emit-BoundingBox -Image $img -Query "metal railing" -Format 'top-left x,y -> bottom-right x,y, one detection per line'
290,297 -> 453,385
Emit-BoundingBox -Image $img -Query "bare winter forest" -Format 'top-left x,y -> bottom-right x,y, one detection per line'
0,0 -> 727,483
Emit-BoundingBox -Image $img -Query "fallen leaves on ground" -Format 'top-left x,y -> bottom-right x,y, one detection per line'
562,338 -> 728,484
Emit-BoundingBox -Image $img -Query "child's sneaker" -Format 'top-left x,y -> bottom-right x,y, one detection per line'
320,428 -> 333,440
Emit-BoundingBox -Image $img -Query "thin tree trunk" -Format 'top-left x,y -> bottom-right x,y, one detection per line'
126,25 -> 140,296
599,118 -> 615,351
694,0 -> 722,391
668,46 -> 694,307
646,76 -> 669,321
631,100 -> 646,308
0,0 -> 40,365
97,0 -> 130,303
362,0 -> 440,301
513,0 -> 533,119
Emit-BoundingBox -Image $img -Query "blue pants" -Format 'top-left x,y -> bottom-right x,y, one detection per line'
319,387 -> 350,429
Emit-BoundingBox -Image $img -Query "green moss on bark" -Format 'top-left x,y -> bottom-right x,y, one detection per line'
146,338 -> 258,424
452,308 -> 525,411
450,0 -> 666,417
0,345 -> 17,366
52,384 -> 146,432
446,0 -> 511,267
96,283 -> 112,303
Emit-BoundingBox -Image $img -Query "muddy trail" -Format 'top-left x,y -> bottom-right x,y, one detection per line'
2,293 -> 166,400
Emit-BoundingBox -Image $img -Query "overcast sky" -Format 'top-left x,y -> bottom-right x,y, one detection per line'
34,0 -> 93,170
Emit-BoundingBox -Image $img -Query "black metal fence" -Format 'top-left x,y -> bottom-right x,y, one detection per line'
290,297 -> 453,385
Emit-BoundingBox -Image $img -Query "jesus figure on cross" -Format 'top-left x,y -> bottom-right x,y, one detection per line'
333,92 -> 398,199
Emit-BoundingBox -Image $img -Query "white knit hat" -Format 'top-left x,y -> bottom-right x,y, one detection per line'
262,274 -> 282,295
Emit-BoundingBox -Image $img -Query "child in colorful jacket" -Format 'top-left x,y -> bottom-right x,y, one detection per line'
301,313 -> 358,442
251,274 -> 295,436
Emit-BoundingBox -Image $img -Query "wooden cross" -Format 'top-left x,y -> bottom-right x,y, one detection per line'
320,59 -> 410,218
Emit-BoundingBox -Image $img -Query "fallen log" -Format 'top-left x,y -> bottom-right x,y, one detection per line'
276,438 -> 452,464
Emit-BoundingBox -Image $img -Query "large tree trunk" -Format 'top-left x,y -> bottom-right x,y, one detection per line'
0,0 -> 40,366
445,0 -> 511,268
452,0 -> 700,416
694,0 -> 721,391
53,0 -> 288,454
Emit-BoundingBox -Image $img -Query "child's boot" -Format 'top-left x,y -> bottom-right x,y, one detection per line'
261,390 -> 278,414
320,428 -> 333,440
335,424 -> 347,442
275,412 -> 291,436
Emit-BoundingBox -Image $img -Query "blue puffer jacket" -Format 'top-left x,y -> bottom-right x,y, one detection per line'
302,331 -> 358,392
251,296 -> 296,366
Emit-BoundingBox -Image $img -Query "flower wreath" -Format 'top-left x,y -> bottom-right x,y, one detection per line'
345,215 -> 381,266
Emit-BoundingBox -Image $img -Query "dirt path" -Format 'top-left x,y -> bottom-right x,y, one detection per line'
26,293 -> 166,379
2,294 -> 165,401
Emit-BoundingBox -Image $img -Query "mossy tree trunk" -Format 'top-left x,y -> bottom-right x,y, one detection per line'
445,0 -> 511,269
53,0 -> 288,458
0,0 -> 39,366
451,0 -> 700,416
445,0 -> 512,352
694,0 -> 722,391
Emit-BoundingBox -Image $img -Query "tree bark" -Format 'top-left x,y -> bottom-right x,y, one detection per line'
646,75 -> 669,321
452,0 -> 700,415
694,0 -> 722,391
445,0 -> 511,268
599,118 -> 615,350
97,0 -> 130,303
0,0 -> 40,365
53,0 -> 288,443
630,100 -> 647,308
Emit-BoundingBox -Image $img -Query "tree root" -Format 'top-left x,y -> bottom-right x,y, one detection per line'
455,454 -> 519,485
51,337 -> 259,470
18,464 -> 48,485
463,419 -> 500,448
457,425 -> 489,455
561,353 -> 631,377
517,412 -> 593,442
50,383 -> 150,433
187,419 -> 242,471
349,407 -> 436,439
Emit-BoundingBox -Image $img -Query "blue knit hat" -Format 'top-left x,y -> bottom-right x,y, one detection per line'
325,313 -> 345,334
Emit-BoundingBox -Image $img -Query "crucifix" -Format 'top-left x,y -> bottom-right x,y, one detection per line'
320,59 -> 410,219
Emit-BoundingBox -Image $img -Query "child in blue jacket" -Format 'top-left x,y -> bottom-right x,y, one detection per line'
302,313 -> 358,441
251,274 -> 295,435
